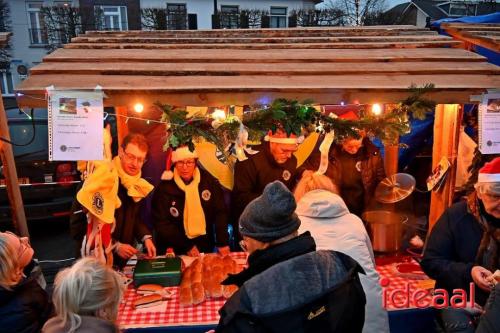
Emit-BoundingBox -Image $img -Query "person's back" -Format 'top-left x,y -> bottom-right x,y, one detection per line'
219,250 -> 365,333
294,176 -> 389,333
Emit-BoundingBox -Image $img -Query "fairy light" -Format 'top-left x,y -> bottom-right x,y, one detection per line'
372,103 -> 382,116
133,103 -> 144,113
211,109 -> 226,121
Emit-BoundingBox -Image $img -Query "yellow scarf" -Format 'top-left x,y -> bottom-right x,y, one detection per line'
173,167 -> 206,239
113,156 -> 154,202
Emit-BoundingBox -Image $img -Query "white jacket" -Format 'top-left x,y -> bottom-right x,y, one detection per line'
297,189 -> 390,333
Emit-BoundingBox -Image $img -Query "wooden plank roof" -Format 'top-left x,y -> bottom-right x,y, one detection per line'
16,26 -> 500,107
441,23 -> 500,54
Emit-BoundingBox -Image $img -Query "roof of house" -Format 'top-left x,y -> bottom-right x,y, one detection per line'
412,0 -> 449,20
393,0 -> 500,20
15,26 -> 499,107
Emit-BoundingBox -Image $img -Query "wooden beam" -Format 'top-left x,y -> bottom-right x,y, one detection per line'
15,74 -> 499,92
43,48 -> 486,63
71,35 -> 455,44
15,89 -> 486,109
30,61 -> 499,76
0,95 -> 28,236
428,104 -> 463,232
442,23 -> 500,53
64,40 -> 464,50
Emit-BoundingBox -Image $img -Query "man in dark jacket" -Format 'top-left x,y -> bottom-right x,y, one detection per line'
152,146 -> 229,256
303,134 -> 385,217
421,157 -> 500,332
231,130 -> 304,237
217,181 -> 366,333
70,133 -> 156,268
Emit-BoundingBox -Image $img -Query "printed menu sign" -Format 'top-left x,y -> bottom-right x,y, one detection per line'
48,90 -> 104,161
478,93 -> 500,155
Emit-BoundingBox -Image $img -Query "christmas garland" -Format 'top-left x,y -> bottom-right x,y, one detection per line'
157,84 -> 436,162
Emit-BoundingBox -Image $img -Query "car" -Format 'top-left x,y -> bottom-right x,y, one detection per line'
0,105 -> 80,229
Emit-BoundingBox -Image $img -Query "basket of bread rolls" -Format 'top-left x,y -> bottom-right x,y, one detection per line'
179,254 -> 242,306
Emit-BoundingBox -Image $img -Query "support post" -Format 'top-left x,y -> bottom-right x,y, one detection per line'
115,106 -> 129,147
429,104 -> 463,232
0,97 -> 29,236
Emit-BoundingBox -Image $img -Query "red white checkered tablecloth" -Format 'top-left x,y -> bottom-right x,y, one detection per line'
117,252 -> 247,329
376,259 -> 435,311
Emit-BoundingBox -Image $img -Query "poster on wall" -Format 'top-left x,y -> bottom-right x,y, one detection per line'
478,92 -> 500,155
47,89 -> 104,161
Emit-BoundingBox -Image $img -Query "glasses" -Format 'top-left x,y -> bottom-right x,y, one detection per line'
123,151 -> 147,165
176,160 -> 196,167
4,231 -> 31,258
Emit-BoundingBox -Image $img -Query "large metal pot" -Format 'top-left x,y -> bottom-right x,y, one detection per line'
362,211 -> 407,253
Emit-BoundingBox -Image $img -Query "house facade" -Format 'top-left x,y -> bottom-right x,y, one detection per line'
3,0 -> 321,97
385,0 -> 498,28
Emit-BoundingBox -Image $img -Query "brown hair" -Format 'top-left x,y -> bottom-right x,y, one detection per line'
121,133 -> 149,152
294,173 -> 339,203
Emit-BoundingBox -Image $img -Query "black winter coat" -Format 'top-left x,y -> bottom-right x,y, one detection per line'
302,137 -> 385,216
151,168 -> 229,254
217,232 -> 366,333
0,277 -> 52,333
231,143 -> 301,227
420,200 -> 490,306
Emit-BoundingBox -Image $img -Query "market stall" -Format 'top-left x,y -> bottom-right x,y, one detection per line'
13,25 -> 500,332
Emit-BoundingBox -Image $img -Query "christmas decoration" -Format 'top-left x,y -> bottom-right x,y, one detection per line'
156,85 -> 437,163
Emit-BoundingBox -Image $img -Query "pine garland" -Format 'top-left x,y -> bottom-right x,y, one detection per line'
156,84 -> 436,162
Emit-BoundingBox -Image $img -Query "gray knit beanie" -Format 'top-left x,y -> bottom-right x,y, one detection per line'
239,181 -> 301,242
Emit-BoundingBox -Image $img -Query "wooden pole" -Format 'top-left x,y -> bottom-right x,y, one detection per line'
428,104 -> 462,232
115,106 -> 129,147
0,97 -> 29,236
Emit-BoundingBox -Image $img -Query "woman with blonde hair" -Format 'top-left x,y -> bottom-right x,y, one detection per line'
295,173 -> 390,333
43,257 -> 124,333
0,231 -> 51,332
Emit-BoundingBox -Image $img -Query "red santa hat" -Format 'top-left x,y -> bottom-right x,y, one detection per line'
478,157 -> 500,183
161,146 -> 199,180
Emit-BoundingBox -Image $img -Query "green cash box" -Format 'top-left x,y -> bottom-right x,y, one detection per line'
133,257 -> 182,287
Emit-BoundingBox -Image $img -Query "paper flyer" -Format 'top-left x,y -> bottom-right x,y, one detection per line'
47,90 -> 104,161
478,93 -> 500,155
426,156 -> 450,191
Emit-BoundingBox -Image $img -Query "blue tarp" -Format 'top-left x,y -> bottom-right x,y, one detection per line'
431,13 -> 500,65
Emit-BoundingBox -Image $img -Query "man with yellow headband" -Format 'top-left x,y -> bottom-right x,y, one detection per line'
151,146 -> 230,257
70,133 -> 156,268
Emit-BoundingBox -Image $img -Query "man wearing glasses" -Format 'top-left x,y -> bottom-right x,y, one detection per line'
70,133 -> 157,268
151,146 -> 230,257
231,129 -> 304,246
421,157 -> 500,332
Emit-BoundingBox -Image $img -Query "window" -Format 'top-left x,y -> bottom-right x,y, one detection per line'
0,70 -> 14,96
27,2 -> 48,45
448,2 -> 477,17
220,5 -> 239,29
270,7 -> 287,28
167,3 -> 187,30
95,6 -> 128,31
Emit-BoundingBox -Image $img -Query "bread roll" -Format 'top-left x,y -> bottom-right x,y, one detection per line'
192,270 -> 202,284
192,282 -> 205,304
223,284 -> 238,299
180,267 -> 192,288
134,294 -> 163,309
137,284 -> 164,295
179,287 -> 193,306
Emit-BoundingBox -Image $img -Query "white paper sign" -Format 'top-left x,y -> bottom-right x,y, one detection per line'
478,93 -> 500,155
48,90 -> 104,161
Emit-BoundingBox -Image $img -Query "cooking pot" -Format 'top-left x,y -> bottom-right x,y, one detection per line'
362,211 -> 407,253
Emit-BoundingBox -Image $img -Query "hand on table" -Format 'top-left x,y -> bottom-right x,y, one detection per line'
472,266 -> 494,291
217,246 -> 230,256
115,243 -> 138,259
187,245 -> 200,257
144,238 -> 157,258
